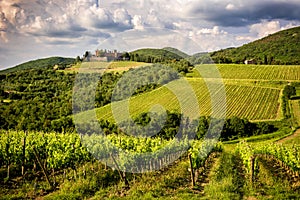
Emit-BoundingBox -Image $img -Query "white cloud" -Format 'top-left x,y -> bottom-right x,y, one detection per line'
188,28 -> 236,52
250,20 -> 281,38
235,35 -> 255,42
250,20 -> 299,38
197,26 -> 228,35
113,8 -> 132,27
132,15 -> 144,30
145,9 -> 165,28
280,22 -> 299,31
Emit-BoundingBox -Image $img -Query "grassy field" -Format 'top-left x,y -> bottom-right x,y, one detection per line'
63,61 -> 151,73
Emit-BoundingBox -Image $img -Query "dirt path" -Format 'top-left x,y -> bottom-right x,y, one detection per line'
276,129 -> 300,144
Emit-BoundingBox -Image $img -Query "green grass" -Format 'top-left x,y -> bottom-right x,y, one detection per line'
44,157 -> 200,200
202,152 -> 245,200
290,100 -> 300,127
252,156 -> 300,199
107,61 -> 152,69
223,127 -> 293,145
280,129 -> 300,146
296,88 -> 300,96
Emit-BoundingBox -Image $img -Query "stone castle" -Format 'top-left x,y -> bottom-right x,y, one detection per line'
85,49 -> 124,62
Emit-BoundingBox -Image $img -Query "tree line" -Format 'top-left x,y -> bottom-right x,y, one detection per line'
72,112 -> 276,142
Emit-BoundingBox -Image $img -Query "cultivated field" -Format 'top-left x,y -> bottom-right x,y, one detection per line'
64,61 -> 151,73
75,77 -> 281,123
80,64 -> 300,123
291,100 -> 300,126
190,64 -> 300,81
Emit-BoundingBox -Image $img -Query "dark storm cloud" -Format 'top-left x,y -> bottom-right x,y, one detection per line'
91,20 -> 133,32
190,1 -> 300,27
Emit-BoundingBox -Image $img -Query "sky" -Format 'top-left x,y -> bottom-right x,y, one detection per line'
0,0 -> 300,69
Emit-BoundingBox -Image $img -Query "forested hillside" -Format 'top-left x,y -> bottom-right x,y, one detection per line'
130,48 -> 186,62
210,26 -> 300,64
162,47 -> 189,59
0,57 -> 76,74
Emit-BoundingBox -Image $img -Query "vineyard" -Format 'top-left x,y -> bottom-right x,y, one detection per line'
74,64 -> 298,124
1,128 -> 299,199
0,130 -> 225,198
291,100 -> 300,126
192,64 -> 300,80
236,140 -> 300,195
1,62 -> 300,199
75,78 -> 282,123
0,129 -> 222,175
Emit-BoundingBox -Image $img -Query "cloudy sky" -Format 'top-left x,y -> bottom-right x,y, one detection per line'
0,0 -> 300,69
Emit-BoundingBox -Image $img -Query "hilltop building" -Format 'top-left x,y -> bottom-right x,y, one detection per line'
84,49 -> 125,62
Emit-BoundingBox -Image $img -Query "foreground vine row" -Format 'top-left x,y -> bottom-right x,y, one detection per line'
236,141 -> 300,179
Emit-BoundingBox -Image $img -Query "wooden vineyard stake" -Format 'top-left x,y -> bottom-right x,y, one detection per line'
188,153 -> 195,187
22,133 -> 27,176
110,153 -> 129,188
33,147 -> 52,189
6,131 -> 10,180
250,156 -> 255,184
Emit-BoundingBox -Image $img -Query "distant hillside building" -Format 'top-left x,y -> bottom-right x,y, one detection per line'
83,49 -> 124,62
244,59 -> 256,65
93,49 -> 123,62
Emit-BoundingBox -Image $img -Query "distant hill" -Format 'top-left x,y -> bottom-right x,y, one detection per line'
186,52 -> 213,65
210,26 -> 300,65
162,47 -> 190,58
0,57 -> 75,74
130,48 -> 186,62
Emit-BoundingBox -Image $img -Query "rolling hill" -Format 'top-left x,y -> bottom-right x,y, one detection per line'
162,47 -> 190,58
130,48 -> 187,62
0,57 -> 75,74
186,52 -> 213,65
210,26 -> 300,65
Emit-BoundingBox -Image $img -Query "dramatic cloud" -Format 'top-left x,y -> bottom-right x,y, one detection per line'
0,0 -> 300,69
187,0 -> 300,27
